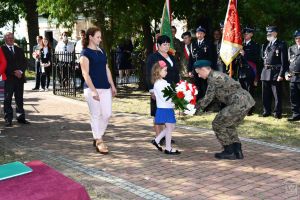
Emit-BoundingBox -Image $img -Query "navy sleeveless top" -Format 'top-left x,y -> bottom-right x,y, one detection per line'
81,48 -> 110,89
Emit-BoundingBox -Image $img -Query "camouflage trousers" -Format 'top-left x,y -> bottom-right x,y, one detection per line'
212,104 -> 251,146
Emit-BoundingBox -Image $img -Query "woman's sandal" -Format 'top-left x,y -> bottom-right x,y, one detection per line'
164,149 -> 181,155
95,140 -> 109,154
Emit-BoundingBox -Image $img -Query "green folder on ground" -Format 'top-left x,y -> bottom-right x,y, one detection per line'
0,161 -> 33,181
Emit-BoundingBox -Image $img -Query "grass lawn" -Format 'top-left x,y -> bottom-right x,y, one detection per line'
112,84 -> 300,148
25,70 -> 35,80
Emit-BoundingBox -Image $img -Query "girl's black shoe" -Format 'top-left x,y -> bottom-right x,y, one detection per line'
164,149 -> 181,155
151,140 -> 163,151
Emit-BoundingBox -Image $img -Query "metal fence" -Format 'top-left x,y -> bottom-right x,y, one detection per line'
52,52 -> 82,97
51,50 -> 143,97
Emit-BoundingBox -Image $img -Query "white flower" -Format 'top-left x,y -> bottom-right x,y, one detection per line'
184,104 -> 196,115
183,90 -> 193,102
175,83 -> 186,92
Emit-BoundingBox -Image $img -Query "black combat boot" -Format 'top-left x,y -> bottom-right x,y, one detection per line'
215,144 -> 236,160
233,142 -> 244,159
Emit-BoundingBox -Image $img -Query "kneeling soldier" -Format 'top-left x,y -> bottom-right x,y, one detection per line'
194,60 -> 255,159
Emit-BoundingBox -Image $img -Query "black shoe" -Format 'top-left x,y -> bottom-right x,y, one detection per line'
32,88 -> 39,91
159,137 -> 175,145
215,144 -> 236,160
233,142 -> 244,159
159,137 -> 165,145
262,112 -> 271,117
17,119 -> 30,124
274,113 -> 282,119
287,115 -> 300,122
164,149 -> 181,155
151,140 -> 163,151
5,120 -> 12,127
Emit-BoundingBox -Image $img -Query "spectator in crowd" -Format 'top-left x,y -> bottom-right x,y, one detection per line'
286,30 -> 300,121
188,26 -> 214,100
32,36 -> 43,90
75,30 -> 86,89
181,31 -> 193,78
116,39 -> 134,83
171,26 -> 183,64
80,27 -> 117,154
261,26 -> 288,119
1,32 -> 29,126
40,37 -> 52,91
146,35 -> 180,144
55,32 -> 75,87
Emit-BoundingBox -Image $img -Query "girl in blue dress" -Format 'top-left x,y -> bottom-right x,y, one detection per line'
151,60 -> 180,155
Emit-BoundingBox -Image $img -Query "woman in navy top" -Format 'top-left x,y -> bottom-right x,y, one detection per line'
80,27 -> 117,154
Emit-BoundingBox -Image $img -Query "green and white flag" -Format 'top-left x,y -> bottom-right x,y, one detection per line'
160,0 -> 175,55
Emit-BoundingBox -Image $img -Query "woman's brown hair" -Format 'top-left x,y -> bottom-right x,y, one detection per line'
83,27 -> 101,48
42,37 -> 51,49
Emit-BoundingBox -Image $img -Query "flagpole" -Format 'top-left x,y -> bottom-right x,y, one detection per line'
229,63 -> 233,77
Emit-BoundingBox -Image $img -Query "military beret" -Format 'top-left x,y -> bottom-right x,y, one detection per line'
181,31 -> 191,39
294,29 -> 300,38
266,25 -> 278,33
196,26 -> 206,33
193,60 -> 212,69
243,26 -> 254,34
219,21 -> 224,28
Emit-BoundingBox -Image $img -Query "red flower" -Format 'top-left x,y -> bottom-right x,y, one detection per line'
190,98 -> 196,105
177,91 -> 185,99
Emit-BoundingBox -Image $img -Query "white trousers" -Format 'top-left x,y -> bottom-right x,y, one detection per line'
84,88 -> 112,139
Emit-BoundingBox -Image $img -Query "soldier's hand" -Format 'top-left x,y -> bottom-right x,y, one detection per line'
277,76 -> 283,82
188,72 -> 194,78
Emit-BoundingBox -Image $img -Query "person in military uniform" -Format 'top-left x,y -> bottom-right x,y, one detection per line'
213,22 -> 226,73
180,31 -> 193,78
188,26 -> 213,100
171,26 -> 183,64
286,30 -> 300,121
194,60 -> 255,160
236,27 -> 260,115
261,26 -> 288,119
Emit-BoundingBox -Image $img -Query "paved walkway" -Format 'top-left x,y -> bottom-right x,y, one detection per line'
1,82 -> 300,200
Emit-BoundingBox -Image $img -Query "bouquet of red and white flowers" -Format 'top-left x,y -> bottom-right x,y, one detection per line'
162,80 -> 198,115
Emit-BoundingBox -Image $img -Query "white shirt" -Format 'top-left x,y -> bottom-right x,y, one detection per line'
55,41 -> 75,62
75,39 -> 83,54
165,56 -> 173,67
244,39 -> 251,46
153,79 -> 174,109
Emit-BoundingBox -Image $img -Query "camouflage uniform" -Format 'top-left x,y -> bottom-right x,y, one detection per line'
198,70 -> 255,146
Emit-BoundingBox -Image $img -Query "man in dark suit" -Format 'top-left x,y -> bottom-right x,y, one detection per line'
1,32 -> 30,126
237,27 -> 260,115
286,30 -> 300,121
188,26 -> 213,100
261,26 -> 288,119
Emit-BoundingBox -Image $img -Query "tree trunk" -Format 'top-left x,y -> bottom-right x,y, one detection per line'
23,0 -> 39,65
139,19 -> 153,90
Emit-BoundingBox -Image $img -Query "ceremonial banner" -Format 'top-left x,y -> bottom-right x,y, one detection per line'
220,0 -> 242,67
160,0 -> 175,54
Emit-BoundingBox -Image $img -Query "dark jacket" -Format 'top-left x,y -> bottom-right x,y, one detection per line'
288,44 -> 300,82
40,47 -> 52,64
1,45 -> 27,82
146,52 -> 180,90
188,39 -> 214,72
261,39 -> 288,81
